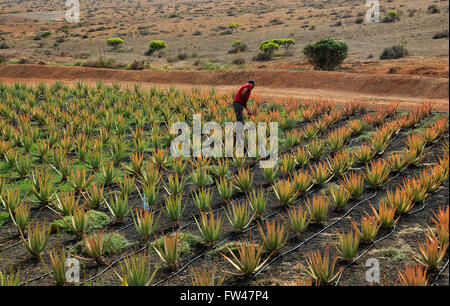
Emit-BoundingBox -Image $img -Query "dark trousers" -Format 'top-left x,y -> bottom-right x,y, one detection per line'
233,101 -> 245,124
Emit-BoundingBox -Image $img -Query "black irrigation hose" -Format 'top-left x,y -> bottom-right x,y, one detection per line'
121,113 -> 414,285
253,190 -> 379,278
431,259 -> 449,286
334,200 -> 428,286
74,128 -> 357,286
149,115 -> 380,285
0,240 -> 22,252
334,226 -> 397,286
18,111 -> 422,285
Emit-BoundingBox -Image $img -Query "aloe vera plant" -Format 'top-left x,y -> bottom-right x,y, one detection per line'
334,229 -> 360,260
119,251 -> 158,286
416,236 -> 448,270
298,249 -> 343,284
193,188 -> 213,212
191,265 -> 224,286
272,179 -> 298,206
53,191 -> 78,216
48,247 -> 69,285
195,211 -> 223,246
258,219 -> 288,253
282,206 -> 310,236
10,202 -> 30,233
163,195 -> 185,226
262,165 -> 279,185
133,207 -> 161,241
213,179 -> 232,203
190,166 -> 213,188
365,159 -> 391,188
152,232 -> 184,268
341,172 -> 364,198
248,188 -> 268,218
221,239 -> 270,276
0,267 -> 20,286
106,193 -> 129,223
306,195 -> 329,224
83,230 -> 110,264
1,186 -> 20,215
328,184 -> 350,210
31,167 -> 55,205
209,158 -> 229,179
21,221 -> 51,257
397,264 -> 428,286
352,215 -> 380,242
233,167 -> 253,194
225,202 -> 254,231
164,174 -> 186,197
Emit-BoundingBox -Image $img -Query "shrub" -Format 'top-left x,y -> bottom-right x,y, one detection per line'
433,30 -> 449,39
0,42 -> 9,49
229,40 -> 247,53
270,39 -> 296,49
177,53 -> 188,60
303,38 -> 348,71
232,58 -> 245,65
380,45 -> 408,60
255,41 -> 280,61
83,56 -> 119,68
382,11 -> 399,23
228,22 -> 241,32
126,60 -> 146,70
427,5 -> 440,14
106,37 -> 124,49
145,40 -> 167,56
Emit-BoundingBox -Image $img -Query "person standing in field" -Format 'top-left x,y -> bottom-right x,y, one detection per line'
233,80 -> 255,124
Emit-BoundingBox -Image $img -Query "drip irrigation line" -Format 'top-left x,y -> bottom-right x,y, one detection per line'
334,226 -> 397,286
334,200 -> 428,286
431,259 -> 449,286
70,112 -> 402,285
253,190 -> 379,278
0,240 -> 22,252
16,112 -> 411,285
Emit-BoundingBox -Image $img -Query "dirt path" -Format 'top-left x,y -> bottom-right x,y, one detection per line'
0,64 -> 448,111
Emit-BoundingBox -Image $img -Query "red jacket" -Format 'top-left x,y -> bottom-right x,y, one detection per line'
233,83 -> 253,108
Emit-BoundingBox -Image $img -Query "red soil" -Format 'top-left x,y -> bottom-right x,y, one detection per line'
0,64 -> 448,111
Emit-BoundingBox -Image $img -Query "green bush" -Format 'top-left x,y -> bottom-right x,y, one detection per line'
229,40 -> 247,53
303,38 -> 348,71
145,40 -> 167,56
106,37 -> 124,49
228,22 -> 241,32
52,210 -> 110,234
259,41 -> 280,56
382,11 -> 399,23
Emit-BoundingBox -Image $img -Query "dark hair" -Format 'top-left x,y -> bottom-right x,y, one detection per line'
248,80 -> 255,86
